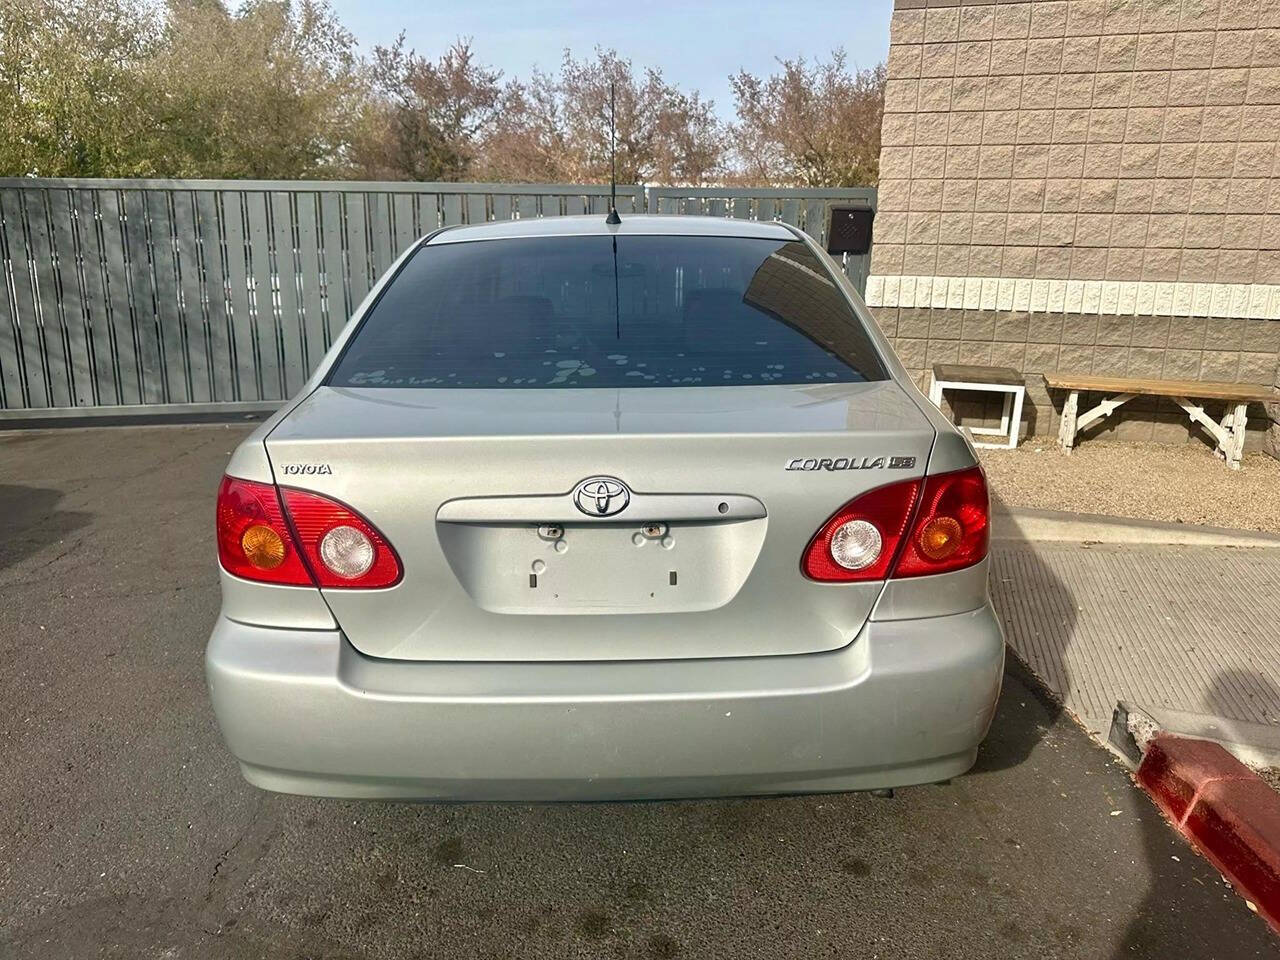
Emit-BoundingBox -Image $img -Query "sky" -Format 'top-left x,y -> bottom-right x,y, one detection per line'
325,0 -> 893,118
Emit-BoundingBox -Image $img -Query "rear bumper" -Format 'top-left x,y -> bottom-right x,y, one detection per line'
205,605 -> 1005,800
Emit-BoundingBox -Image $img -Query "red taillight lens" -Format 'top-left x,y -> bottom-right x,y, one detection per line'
894,466 -> 989,578
799,465 -> 989,583
216,476 -> 403,589
801,477 -> 921,582
216,476 -> 314,585
279,487 -> 402,589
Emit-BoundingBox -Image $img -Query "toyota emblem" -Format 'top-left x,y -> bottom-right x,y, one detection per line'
572,476 -> 631,517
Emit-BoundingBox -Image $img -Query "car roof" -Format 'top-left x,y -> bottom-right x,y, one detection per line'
424,214 -> 799,245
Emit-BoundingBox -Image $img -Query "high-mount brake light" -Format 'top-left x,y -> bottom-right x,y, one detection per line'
800,465 -> 990,582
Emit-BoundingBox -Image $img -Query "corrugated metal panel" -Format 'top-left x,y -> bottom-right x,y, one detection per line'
0,179 -> 876,415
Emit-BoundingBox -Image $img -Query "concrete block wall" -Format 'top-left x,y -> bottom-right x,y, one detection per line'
870,0 -> 1280,447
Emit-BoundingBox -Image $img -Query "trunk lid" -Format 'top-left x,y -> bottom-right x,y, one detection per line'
265,382 -> 935,661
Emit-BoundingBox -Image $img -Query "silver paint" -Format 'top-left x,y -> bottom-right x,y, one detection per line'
205,215 -> 1000,800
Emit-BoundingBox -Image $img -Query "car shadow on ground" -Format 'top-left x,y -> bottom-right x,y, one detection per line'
0,482 -> 93,575
973,490 -> 1073,774
981,489 -> 1276,954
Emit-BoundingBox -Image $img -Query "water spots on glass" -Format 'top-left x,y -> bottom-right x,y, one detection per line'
548,359 -> 597,384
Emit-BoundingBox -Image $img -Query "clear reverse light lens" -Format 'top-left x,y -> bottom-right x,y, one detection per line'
319,524 -> 375,579
830,519 -> 882,571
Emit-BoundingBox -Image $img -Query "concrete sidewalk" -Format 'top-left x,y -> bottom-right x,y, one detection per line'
991,539 -> 1280,763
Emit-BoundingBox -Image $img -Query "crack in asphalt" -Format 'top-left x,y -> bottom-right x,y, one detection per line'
206,798 -> 264,901
200,796 -> 272,936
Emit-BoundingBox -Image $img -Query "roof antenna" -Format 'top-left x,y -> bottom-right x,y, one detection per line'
605,80 -> 621,225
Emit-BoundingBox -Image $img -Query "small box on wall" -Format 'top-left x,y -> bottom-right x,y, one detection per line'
826,206 -> 875,256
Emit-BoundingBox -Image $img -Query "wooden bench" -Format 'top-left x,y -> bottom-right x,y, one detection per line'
1043,373 -> 1276,470
928,364 -> 1027,449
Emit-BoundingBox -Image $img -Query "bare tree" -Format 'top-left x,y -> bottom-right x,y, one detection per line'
476,48 -> 726,186
0,6 -> 883,187
479,70 -> 578,183
730,50 -> 885,187
357,36 -> 502,181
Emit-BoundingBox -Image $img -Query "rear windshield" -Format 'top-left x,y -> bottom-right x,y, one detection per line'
327,234 -> 886,389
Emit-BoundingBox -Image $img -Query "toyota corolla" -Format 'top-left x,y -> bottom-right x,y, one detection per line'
206,213 -> 1004,801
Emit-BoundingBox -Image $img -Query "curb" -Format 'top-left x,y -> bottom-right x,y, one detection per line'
1136,732 -> 1280,935
990,506 -> 1280,548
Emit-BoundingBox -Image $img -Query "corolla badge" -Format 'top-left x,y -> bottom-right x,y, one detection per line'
573,476 -> 631,517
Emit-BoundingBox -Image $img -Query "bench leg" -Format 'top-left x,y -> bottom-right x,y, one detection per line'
1216,409 -> 1233,462
1007,388 -> 1025,449
1058,390 -> 1079,452
1229,402 -> 1248,470
1176,396 -> 1247,469
927,374 -> 942,408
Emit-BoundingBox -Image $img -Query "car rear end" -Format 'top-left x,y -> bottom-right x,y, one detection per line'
205,216 -> 1004,800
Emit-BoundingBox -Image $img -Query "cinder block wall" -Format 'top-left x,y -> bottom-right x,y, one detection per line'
870,0 -> 1280,447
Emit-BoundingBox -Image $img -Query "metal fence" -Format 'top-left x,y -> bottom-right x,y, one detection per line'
0,178 -> 875,416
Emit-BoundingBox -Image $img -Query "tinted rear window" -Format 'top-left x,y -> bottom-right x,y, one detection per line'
327,234 -> 886,389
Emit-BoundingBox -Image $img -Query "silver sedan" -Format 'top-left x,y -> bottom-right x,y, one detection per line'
205,214 -> 1004,800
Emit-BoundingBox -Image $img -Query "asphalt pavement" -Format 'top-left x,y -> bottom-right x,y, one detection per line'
0,423 -> 1274,959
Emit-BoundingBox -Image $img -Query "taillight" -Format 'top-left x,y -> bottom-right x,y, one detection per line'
894,466 -> 989,578
216,476 -> 313,585
279,487 -> 402,589
801,477 -> 921,582
215,476 -> 402,589
800,465 -> 989,583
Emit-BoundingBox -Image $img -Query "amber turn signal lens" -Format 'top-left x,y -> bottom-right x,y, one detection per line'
241,523 -> 286,569
917,515 -> 963,561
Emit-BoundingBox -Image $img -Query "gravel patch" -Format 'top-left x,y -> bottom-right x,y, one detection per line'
979,440 -> 1280,533
1260,768 -> 1280,794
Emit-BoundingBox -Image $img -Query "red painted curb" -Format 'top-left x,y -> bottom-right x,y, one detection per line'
1136,733 -> 1280,935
